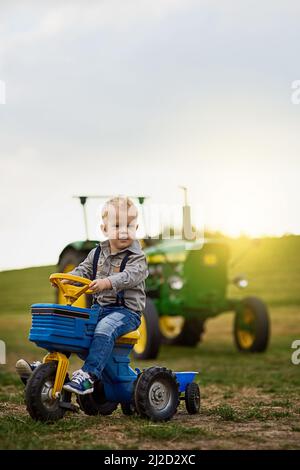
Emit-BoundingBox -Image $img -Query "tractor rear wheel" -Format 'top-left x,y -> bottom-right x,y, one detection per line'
132,298 -> 161,360
234,297 -> 270,352
160,317 -> 205,346
134,367 -> 180,421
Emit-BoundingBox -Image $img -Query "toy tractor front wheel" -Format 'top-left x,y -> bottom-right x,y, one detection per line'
234,297 -> 270,352
132,298 -> 161,360
25,362 -> 71,422
77,380 -> 118,415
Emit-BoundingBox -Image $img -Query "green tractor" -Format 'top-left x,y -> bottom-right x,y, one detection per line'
56,194 -> 270,360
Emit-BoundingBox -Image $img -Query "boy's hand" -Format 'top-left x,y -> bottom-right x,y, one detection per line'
89,278 -> 112,293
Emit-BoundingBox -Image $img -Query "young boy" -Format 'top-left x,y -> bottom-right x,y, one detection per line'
16,196 -> 148,394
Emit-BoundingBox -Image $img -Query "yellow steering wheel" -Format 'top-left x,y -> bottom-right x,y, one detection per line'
49,273 -> 94,306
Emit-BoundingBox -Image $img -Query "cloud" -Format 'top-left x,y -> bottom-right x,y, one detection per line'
0,0 -> 194,56
1,0 -> 300,269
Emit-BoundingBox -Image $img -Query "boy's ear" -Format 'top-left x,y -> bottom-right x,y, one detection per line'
100,223 -> 107,236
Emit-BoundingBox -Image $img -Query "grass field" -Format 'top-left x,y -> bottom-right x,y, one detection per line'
0,236 -> 300,450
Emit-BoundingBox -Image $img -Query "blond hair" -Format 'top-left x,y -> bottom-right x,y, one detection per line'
101,196 -> 138,221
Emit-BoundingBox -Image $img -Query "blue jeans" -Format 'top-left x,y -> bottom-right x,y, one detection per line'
82,305 -> 141,379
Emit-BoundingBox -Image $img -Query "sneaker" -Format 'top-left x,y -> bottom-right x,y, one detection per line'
63,369 -> 95,395
15,359 -> 42,384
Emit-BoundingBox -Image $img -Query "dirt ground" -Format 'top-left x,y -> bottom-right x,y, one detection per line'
1,303 -> 300,450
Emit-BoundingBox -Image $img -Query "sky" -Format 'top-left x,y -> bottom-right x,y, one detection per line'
1,0 -> 300,270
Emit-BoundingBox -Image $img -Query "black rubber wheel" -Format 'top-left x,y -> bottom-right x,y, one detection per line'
185,382 -> 200,414
77,380 -> 118,416
134,366 -> 180,421
132,298 -> 161,360
25,362 -> 71,422
57,248 -> 92,307
161,318 -> 205,346
234,297 -> 270,353
120,402 -> 136,415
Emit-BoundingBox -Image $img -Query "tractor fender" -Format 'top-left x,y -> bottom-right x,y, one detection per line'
58,240 -> 99,265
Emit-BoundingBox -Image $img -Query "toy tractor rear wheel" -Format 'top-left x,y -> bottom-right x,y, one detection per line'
160,317 -> 205,346
57,248 -> 92,308
76,380 -> 118,415
25,362 -> 72,422
234,296 -> 270,352
134,366 -> 180,421
132,298 -> 161,360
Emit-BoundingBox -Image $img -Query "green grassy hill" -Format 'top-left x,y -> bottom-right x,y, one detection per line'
0,235 -> 300,318
227,235 -> 300,306
0,265 -> 56,315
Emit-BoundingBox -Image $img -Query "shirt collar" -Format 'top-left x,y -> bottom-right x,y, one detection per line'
100,239 -> 142,256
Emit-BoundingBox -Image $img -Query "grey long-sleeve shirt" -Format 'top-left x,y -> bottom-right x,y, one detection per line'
68,239 -> 148,313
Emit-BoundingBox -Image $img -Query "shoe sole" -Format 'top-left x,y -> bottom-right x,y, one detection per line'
15,360 -> 32,378
63,384 -> 94,395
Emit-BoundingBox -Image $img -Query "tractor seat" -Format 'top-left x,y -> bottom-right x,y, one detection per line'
116,329 -> 140,345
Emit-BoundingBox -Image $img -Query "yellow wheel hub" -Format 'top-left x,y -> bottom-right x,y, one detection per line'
237,307 -> 256,349
134,314 -> 147,355
159,316 -> 185,339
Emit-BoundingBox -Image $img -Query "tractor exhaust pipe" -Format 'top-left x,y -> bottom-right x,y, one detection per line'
179,186 -> 196,241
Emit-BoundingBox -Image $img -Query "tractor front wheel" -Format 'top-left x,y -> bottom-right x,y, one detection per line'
160,317 -> 205,347
234,297 -> 270,352
25,362 -> 71,422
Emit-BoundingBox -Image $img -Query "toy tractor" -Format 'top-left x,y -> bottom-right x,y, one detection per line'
56,194 -> 270,360
24,273 -> 200,422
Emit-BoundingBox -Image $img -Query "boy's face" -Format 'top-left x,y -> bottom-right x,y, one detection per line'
101,207 -> 138,250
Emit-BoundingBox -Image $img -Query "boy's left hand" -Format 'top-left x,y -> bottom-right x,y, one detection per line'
89,278 -> 112,293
